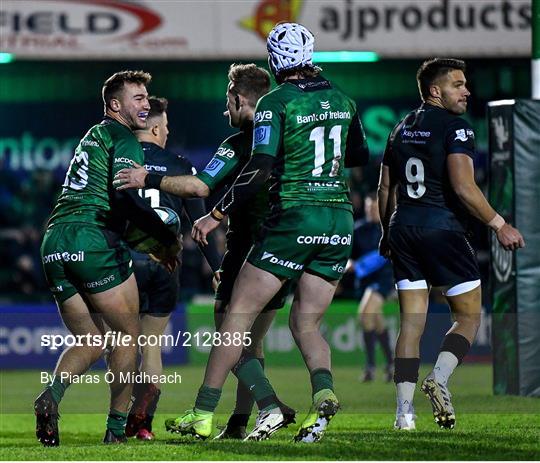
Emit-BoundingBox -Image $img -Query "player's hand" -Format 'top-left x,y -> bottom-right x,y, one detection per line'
192,213 -> 221,246
212,271 -> 221,292
149,238 -> 182,273
496,223 -> 525,251
113,162 -> 147,190
379,232 -> 391,258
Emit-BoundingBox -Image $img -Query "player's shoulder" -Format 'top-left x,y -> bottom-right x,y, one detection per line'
218,130 -> 251,157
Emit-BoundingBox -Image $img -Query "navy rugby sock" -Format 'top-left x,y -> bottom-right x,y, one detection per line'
363,330 -> 377,369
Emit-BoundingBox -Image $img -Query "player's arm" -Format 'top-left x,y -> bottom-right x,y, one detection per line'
377,135 -> 398,257
114,164 -> 210,198
445,120 -> 524,250
447,154 -> 524,250
111,141 -> 178,248
344,111 -> 369,167
183,197 -> 221,273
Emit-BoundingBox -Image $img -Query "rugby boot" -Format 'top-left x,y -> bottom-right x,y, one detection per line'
421,371 -> 456,429
103,429 -> 127,444
34,389 -> 60,447
165,408 -> 213,440
244,400 -> 296,441
294,389 -> 339,443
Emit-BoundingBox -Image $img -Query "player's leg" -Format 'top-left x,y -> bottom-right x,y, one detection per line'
421,283 -> 481,429
358,288 -> 384,381
393,286 -> 429,430
166,262 -> 284,440
85,274 -> 140,443
290,272 -> 340,443
417,228 -> 482,429
126,313 -> 169,440
215,304 -> 279,439
34,293 -> 105,447
127,258 -> 176,440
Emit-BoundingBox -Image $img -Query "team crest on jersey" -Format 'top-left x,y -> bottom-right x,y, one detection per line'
253,126 -> 271,147
203,158 -> 225,177
455,128 -> 474,142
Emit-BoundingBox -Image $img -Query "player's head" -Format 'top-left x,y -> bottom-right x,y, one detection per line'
417,58 -> 470,115
225,63 -> 271,128
134,97 -> 169,148
102,70 -> 152,130
364,192 -> 379,222
266,22 -> 320,84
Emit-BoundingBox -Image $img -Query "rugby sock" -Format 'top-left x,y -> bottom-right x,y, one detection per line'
106,409 -> 128,437
376,329 -> 394,366
46,375 -> 70,404
195,385 -> 221,413
363,330 -> 377,369
229,357 -> 264,427
310,368 -> 334,396
434,333 -> 471,385
394,358 -> 420,413
235,357 -> 277,412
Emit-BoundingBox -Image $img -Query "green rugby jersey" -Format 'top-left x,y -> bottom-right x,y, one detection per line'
197,126 -> 269,237
49,118 -> 144,228
252,76 -> 367,211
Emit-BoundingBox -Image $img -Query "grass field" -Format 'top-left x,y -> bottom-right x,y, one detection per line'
1,364 -> 539,460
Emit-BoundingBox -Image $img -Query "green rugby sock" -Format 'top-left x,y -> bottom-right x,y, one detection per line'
46,375 -> 70,404
106,409 -> 127,437
236,357 -> 278,410
310,368 -> 334,397
194,385 -> 221,413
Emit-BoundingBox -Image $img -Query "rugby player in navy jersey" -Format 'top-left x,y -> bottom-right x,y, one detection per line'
126,97 -> 220,440
378,58 -> 524,430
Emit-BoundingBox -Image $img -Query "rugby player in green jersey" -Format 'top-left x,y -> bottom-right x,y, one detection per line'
36,71 -> 181,446
115,63 -> 294,440
172,23 -> 369,442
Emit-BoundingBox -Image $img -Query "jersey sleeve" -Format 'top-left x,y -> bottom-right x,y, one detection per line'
111,133 -> 145,181
196,139 -> 241,191
445,118 -> 476,158
251,93 -> 284,158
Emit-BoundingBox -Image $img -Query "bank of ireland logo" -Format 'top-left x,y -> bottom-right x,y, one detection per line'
320,101 -> 330,110
491,238 -> 512,283
240,0 -> 303,40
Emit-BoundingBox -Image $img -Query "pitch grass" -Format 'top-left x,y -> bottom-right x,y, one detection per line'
1,364 -> 539,460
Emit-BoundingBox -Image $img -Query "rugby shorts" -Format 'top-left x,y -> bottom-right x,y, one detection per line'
132,253 -> 179,316
248,205 -> 353,281
41,223 -> 133,303
216,232 -> 291,312
388,225 -> 480,288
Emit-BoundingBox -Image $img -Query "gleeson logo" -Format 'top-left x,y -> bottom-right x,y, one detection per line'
1,0 -> 162,41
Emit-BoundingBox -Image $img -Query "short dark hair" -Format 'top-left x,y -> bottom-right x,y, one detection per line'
147,96 -> 168,119
228,63 -> 271,107
416,58 -> 466,101
102,70 -> 152,108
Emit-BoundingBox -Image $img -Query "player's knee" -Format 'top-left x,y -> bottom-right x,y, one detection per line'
399,319 -> 425,340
